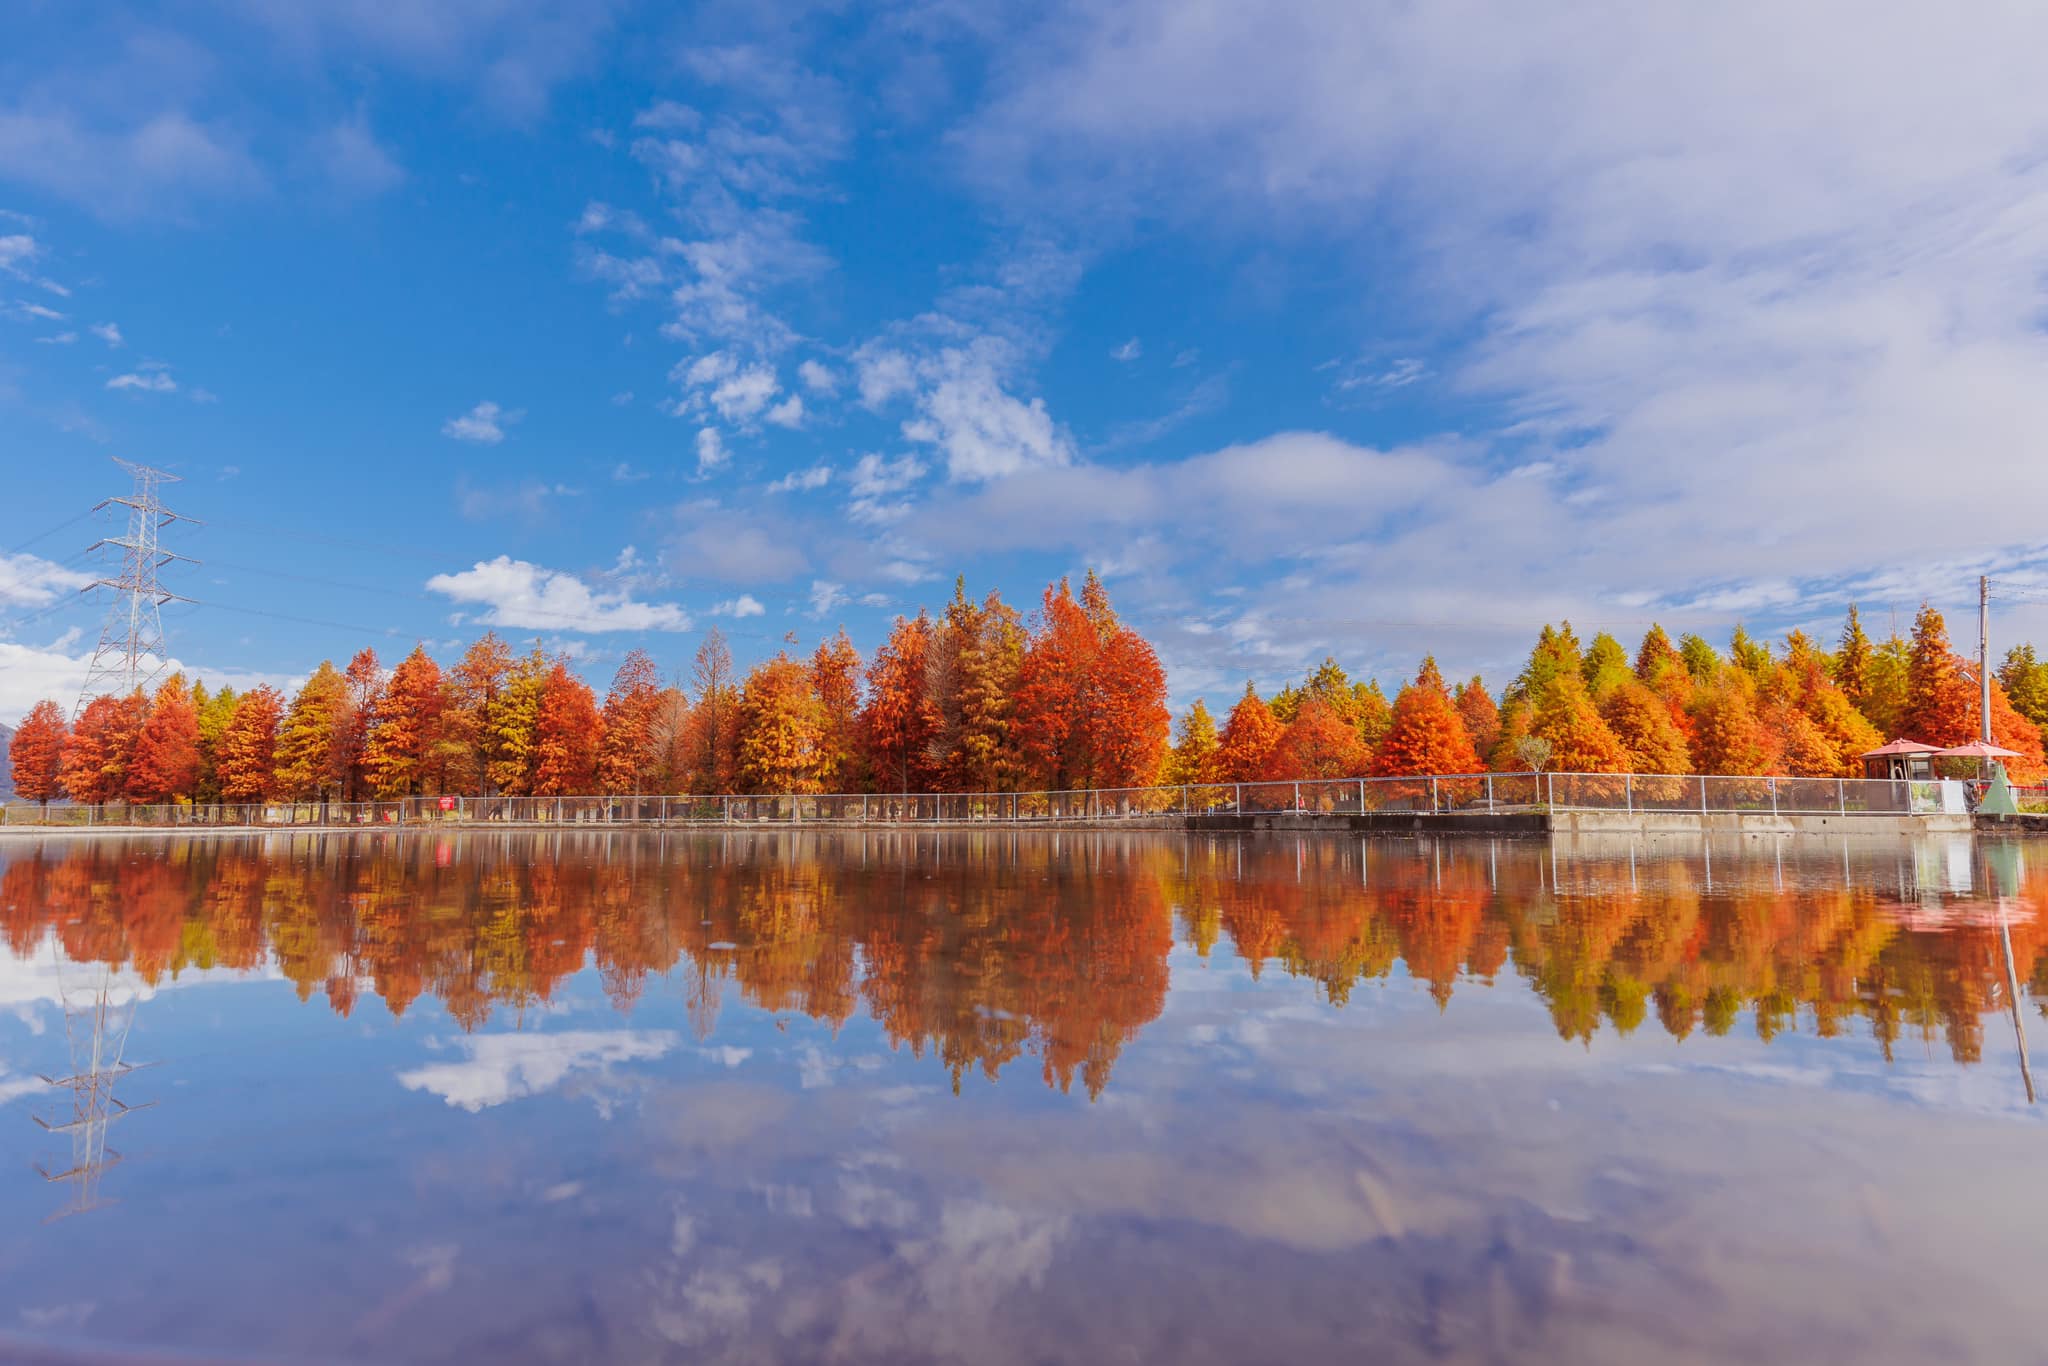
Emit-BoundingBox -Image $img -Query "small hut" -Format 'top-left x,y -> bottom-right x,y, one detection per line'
1859,738 -> 1940,781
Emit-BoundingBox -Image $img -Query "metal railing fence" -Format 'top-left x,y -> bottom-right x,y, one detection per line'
0,771 -> 1955,828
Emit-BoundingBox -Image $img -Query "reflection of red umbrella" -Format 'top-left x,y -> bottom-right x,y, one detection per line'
1934,740 -> 2023,758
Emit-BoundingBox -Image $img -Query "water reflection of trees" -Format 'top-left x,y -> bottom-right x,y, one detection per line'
2,835 -> 2042,1090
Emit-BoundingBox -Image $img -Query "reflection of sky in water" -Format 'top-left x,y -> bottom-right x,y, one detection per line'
0,830 -> 2043,1363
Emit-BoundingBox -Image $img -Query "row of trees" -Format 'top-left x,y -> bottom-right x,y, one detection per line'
7,573 -> 1171,807
11,591 -> 2045,805
4,834 -> 2035,1076
1160,603 -> 2048,786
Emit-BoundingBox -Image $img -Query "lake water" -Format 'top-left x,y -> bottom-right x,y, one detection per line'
0,830 -> 2043,1364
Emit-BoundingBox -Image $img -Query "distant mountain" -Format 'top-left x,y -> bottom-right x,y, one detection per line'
0,721 -> 13,799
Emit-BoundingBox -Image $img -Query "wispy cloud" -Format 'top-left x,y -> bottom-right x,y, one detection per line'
442,400 -> 520,444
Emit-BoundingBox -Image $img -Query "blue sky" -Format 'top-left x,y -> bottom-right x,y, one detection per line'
4,1 -> 2048,721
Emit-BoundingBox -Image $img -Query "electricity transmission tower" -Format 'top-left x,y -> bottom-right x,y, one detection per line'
77,458 -> 200,712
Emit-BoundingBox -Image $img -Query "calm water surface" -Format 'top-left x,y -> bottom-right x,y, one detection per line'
1,830 -> 2044,1364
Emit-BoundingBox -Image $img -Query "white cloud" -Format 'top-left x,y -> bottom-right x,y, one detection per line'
712,366 -> 778,423
9,301 -> 63,321
35,331 -> 75,344
765,464 -> 831,494
106,369 -> 175,393
711,594 -> 766,618
846,453 -> 927,525
855,343 -> 1073,482
695,427 -> 729,472
808,580 -> 848,617
0,552 -> 92,607
797,358 -> 837,394
764,394 -> 804,427
88,320 -> 121,346
397,1030 -> 679,1112
0,639 -> 291,728
425,555 -> 695,632
668,351 -> 785,426
1111,337 -> 1141,362
442,400 -> 520,444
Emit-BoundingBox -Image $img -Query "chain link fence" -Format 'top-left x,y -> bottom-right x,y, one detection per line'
0,770 -> 1954,828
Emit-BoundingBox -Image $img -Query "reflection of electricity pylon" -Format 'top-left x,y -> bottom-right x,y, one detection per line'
33,959 -> 156,1221
76,457 -> 200,713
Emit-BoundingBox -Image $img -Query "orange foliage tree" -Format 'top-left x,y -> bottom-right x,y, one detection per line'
128,679 -> 204,802
1215,684 -> 1284,784
1530,677 -> 1629,773
1688,671 -> 1773,775
532,663 -> 601,795
8,699 -> 68,808
1374,658 -> 1482,776
597,648 -> 663,795
1903,604 -> 1974,745
808,629 -> 865,791
1598,679 -> 1691,774
216,686 -> 285,802
274,661 -> 350,800
738,653 -> 828,793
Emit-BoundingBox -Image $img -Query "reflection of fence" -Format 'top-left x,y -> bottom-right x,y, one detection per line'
0,772 -> 1950,828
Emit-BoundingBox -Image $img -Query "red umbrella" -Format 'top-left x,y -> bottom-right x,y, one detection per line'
1933,740 -> 2023,758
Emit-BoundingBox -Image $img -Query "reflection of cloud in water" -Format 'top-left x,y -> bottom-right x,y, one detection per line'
396,1030 -> 678,1112
0,936 -> 279,1017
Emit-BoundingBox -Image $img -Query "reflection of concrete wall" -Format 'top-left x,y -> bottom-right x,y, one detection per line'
1553,811 -> 1970,837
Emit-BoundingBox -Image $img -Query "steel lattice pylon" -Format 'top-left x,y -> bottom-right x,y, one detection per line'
76,457 -> 200,713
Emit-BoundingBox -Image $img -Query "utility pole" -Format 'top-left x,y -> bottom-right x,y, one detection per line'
1980,574 -> 1993,744
76,458 -> 200,713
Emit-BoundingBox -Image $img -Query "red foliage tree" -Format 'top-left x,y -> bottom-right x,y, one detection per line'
1454,677 -> 1501,759
1013,581 -> 1097,789
366,645 -> 446,797
532,663 -> 601,795
1087,624 -> 1170,789
1375,659 -> 1483,776
339,648 -> 382,800
61,691 -> 147,804
1271,695 -> 1371,780
216,686 -> 285,802
8,700 -> 68,808
1012,573 -> 1168,791
861,611 -> 942,793
127,679 -> 204,802
1215,684 -> 1284,784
